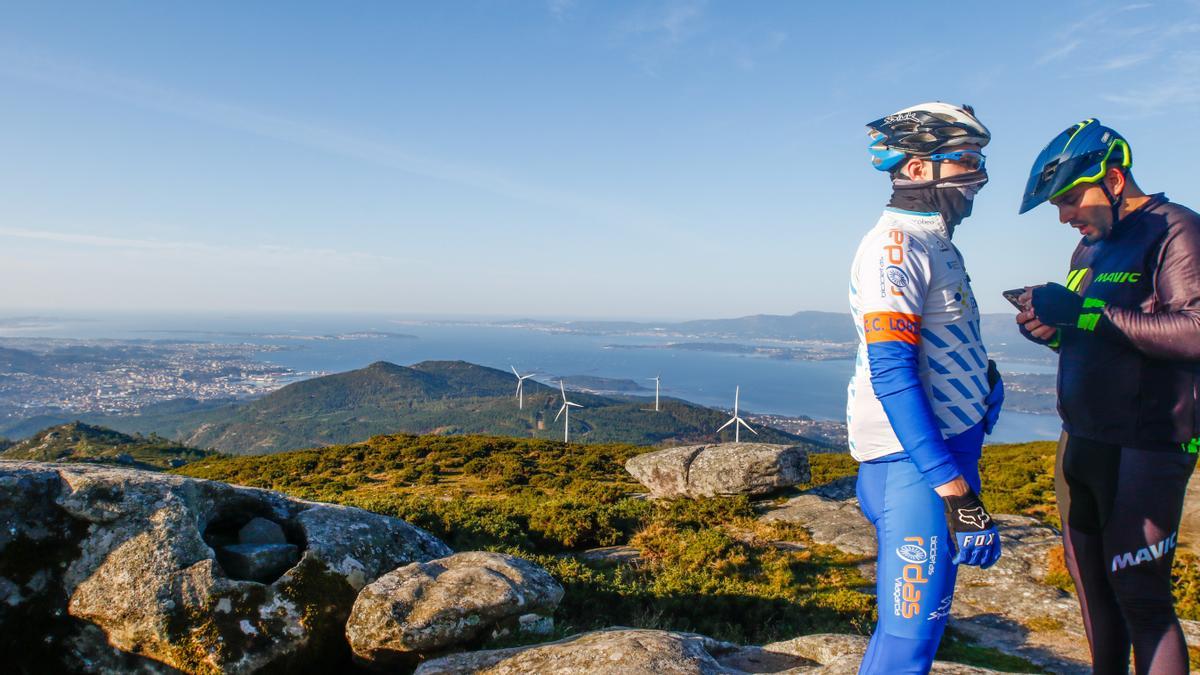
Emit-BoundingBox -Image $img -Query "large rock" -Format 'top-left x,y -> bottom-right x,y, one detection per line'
414,628 -> 780,675
0,461 -> 451,674
758,633 -> 1004,673
760,476 -> 875,556
625,443 -> 810,499
346,551 -> 563,665
217,543 -> 300,583
1179,470 -> 1200,554
238,516 -> 287,545
413,628 -> 1003,674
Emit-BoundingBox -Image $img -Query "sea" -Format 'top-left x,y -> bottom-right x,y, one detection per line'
2,313 -> 1063,444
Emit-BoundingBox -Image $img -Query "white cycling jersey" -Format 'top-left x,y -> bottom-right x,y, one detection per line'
846,208 -> 990,462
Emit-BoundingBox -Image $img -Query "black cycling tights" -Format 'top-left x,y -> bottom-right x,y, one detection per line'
1056,433 -> 1197,675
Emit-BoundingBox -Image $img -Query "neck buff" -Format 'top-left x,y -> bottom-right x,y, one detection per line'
888,170 -> 989,237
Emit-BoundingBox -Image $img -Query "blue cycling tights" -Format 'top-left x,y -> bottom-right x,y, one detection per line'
855,422 -> 984,674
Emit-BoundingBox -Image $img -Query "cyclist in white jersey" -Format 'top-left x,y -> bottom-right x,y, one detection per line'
849,103 -> 1005,674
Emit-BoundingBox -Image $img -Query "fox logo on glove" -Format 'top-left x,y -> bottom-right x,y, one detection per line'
956,506 -> 991,529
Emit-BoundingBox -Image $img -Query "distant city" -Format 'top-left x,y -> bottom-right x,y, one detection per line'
0,339 -> 314,420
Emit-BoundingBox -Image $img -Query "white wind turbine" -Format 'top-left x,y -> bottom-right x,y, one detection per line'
717,385 -> 757,443
648,375 -> 661,412
511,366 -> 537,410
554,380 -> 583,443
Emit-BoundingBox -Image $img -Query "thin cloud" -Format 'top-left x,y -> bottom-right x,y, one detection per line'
1164,21 -> 1200,36
547,0 -> 576,19
1095,51 -> 1155,70
617,0 -> 707,46
1101,50 -> 1200,114
1036,39 -> 1081,65
0,44 -> 674,234
0,226 -> 402,264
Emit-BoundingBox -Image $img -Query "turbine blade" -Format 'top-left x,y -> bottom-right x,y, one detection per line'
568,402 -> 582,408
737,418 -> 758,434
554,404 -> 566,421
717,417 -> 735,432
511,365 -> 519,377
559,380 -> 567,399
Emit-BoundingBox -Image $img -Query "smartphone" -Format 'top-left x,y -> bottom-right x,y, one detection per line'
1002,288 -> 1026,310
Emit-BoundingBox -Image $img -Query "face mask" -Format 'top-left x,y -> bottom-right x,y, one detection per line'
889,170 -> 988,234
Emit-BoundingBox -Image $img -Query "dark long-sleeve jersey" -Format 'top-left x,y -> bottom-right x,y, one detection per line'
1035,194 -> 1200,448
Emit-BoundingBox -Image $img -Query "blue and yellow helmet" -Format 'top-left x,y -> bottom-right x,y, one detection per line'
1018,119 -> 1132,214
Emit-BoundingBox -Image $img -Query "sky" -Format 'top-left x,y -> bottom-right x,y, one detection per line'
3,1 -> 1200,320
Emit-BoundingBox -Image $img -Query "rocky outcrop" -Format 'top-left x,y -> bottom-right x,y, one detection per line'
1180,471 -> 1200,555
414,628 -> 792,675
413,628 -> 1003,674
950,515 -> 1091,673
760,476 -> 874,556
346,551 -> 562,666
0,461 -> 451,674
625,443 -> 810,499
761,476 -> 1092,673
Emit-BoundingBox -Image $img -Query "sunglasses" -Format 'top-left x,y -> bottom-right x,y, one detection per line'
929,150 -> 986,171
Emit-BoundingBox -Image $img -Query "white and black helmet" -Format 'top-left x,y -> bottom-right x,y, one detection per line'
866,102 -> 991,172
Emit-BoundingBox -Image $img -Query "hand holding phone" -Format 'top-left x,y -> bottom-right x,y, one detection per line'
1002,288 -> 1026,310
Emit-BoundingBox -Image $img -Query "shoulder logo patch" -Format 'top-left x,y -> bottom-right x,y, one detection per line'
885,266 -> 910,288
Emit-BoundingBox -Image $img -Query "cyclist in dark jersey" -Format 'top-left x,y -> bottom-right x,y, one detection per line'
1017,119 -> 1200,675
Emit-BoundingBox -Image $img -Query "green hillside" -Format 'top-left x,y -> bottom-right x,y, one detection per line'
1,421 -> 214,470
78,360 -> 815,455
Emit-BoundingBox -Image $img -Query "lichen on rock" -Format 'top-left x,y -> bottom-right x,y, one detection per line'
0,461 -> 451,673
346,551 -> 563,666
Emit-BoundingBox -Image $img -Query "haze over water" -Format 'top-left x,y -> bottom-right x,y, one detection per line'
3,312 -> 1062,444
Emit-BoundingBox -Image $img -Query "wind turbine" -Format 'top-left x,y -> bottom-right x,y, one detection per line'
554,380 -> 583,443
511,366 -> 537,410
648,375 -> 661,412
717,385 -> 757,443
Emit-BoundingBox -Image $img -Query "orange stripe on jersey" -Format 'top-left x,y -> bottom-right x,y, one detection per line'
863,312 -> 922,345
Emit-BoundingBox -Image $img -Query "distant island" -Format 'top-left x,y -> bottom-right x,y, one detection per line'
607,341 -> 856,361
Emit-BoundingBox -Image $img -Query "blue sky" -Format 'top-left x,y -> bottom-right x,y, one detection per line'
3,1 -> 1199,319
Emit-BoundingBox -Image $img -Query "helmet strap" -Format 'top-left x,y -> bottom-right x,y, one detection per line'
1099,180 -> 1123,225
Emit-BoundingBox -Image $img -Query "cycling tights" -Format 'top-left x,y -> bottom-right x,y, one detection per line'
856,421 -> 985,674
1057,433 -> 1196,675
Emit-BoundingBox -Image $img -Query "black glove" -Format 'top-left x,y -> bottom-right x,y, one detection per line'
942,488 -> 1002,568
1030,283 -> 1083,327
983,360 -> 1003,435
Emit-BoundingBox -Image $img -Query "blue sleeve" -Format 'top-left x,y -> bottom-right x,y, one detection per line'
868,340 -> 961,488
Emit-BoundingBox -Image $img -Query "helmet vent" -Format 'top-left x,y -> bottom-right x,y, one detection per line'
1038,159 -> 1060,186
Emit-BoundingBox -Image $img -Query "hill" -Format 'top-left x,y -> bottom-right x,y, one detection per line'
175,433 -> 1093,670
72,360 -> 814,455
0,421 -> 214,470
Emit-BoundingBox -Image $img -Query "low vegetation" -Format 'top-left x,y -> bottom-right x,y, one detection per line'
1,421 -> 213,470
175,432 -> 1200,668
180,434 -> 1102,669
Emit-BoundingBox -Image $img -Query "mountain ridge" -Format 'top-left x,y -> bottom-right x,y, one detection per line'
0,421 -> 213,469
16,360 -> 817,455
